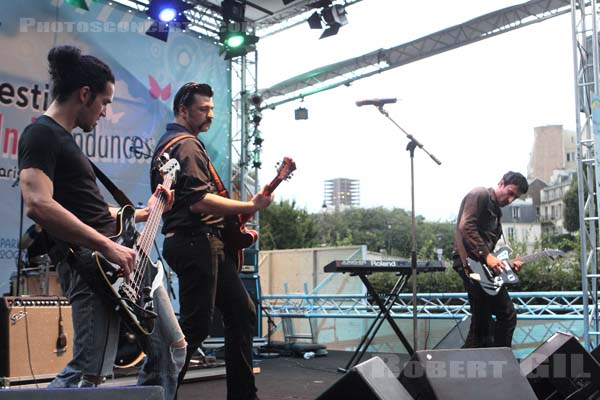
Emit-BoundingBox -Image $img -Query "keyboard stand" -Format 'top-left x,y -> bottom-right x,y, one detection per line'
339,273 -> 415,372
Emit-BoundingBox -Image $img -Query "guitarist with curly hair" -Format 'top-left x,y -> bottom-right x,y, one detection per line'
452,171 -> 528,348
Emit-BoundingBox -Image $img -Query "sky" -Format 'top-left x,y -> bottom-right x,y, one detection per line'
252,0 -> 576,222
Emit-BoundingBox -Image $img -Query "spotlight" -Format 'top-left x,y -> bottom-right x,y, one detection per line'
219,0 -> 259,59
250,93 -> 263,106
252,111 -> 262,125
295,107 -> 308,120
158,7 -> 177,22
307,11 -> 322,29
145,0 -> 192,42
221,0 -> 245,22
253,133 -> 263,146
65,0 -> 89,10
320,4 -> 347,39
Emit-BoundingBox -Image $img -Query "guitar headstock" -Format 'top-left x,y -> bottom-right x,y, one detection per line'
157,154 -> 180,183
275,157 -> 296,182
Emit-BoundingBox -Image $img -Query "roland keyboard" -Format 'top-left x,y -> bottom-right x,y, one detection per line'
324,259 -> 445,274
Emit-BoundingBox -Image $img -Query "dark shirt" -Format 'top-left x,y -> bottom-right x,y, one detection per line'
18,116 -> 116,237
452,187 -> 503,269
151,123 -> 224,234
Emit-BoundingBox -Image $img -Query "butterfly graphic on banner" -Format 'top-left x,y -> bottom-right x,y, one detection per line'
148,76 -> 171,101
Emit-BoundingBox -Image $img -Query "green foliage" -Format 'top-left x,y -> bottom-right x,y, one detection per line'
563,178 -> 579,233
259,200 -> 318,250
259,203 -> 583,292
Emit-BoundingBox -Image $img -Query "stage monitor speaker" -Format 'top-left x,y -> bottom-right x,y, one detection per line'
399,347 -> 537,400
520,331 -> 600,399
316,356 -> 413,400
208,273 -> 261,339
0,296 -> 74,382
0,385 -> 164,399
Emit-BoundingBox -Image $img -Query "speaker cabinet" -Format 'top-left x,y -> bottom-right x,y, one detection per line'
316,356 -> 413,400
399,347 -> 537,400
0,296 -> 74,382
520,331 -> 600,399
0,385 -> 164,399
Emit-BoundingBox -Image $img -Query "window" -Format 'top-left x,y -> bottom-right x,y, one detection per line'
512,207 -> 520,221
551,205 -> 556,219
507,227 -> 515,242
567,153 -> 571,162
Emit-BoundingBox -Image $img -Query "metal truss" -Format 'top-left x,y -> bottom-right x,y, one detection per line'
572,0 -> 600,350
258,0 -> 573,110
261,291 -> 587,320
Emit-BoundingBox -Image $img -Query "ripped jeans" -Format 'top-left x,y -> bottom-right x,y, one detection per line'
137,285 -> 186,400
50,260 -> 185,400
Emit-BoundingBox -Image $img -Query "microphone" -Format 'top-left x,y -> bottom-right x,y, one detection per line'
355,98 -> 397,107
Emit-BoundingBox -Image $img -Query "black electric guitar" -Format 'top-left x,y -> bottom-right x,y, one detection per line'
222,157 -> 296,271
467,246 -> 565,296
70,156 -> 180,336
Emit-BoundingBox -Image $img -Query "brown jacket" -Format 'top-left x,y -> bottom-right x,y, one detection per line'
452,187 -> 503,269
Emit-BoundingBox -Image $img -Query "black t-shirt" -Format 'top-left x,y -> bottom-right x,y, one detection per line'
151,123 -> 224,234
18,115 -> 116,237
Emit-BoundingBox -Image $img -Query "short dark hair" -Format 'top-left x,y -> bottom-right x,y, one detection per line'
501,171 -> 528,195
173,82 -> 214,116
47,45 -> 115,103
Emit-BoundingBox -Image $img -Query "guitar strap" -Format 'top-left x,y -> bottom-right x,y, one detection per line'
152,132 -> 230,199
89,160 -> 134,207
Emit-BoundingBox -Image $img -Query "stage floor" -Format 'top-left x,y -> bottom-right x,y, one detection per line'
178,350 -> 409,400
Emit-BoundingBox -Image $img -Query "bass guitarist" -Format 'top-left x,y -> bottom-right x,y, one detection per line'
18,46 -> 185,397
150,82 -> 272,400
452,171 -> 528,348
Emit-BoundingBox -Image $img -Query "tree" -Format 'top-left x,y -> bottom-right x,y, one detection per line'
563,178 -> 579,233
259,200 -> 318,250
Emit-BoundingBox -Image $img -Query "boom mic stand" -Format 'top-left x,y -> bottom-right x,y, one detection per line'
372,103 -> 441,351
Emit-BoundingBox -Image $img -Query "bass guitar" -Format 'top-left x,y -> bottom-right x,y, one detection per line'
70,156 -> 180,336
222,157 -> 296,271
467,246 -> 565,296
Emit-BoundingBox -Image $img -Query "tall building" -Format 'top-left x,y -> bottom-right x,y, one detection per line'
323,178 -> 360,210
539,170 -> 575,236
527,125 -> 576,183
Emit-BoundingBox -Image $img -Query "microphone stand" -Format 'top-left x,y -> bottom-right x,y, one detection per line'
373,104 -> 441,351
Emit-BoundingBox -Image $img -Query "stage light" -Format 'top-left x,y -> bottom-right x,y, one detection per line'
219,1 -> 259,59
221,0 -> 245,23
319,4 -> 347,39
65,0 -> 89,11
307,12 -> 322,29
145,0 -> 192,42
224,32 -> 245,48
158,7 -> 177,22
250,93 -> 263,106
295,106 -> 308,120
219,28 -> 258,59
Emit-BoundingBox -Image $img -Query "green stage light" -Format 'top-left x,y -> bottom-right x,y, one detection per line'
225,33 -> 245,48
65,0 -> 89,11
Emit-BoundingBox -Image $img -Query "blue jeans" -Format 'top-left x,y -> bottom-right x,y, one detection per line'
50,262 -> 186,400
49,260 -> 121,388
137,285 -> 186,400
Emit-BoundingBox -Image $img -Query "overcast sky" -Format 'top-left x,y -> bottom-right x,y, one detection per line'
253,1 -> 575,222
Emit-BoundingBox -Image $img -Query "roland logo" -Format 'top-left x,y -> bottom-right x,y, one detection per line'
371,260 -> 397,267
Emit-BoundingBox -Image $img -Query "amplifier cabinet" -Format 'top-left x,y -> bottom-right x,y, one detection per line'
0,296 -> 73,383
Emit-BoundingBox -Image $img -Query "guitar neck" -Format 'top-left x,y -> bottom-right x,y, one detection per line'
137,176 -> 172,256
264,177 -> 283,196
514,251 -> 550,265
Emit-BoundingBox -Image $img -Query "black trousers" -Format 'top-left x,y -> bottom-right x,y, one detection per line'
457,268 -> 517,348
164,231 -> 257,400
